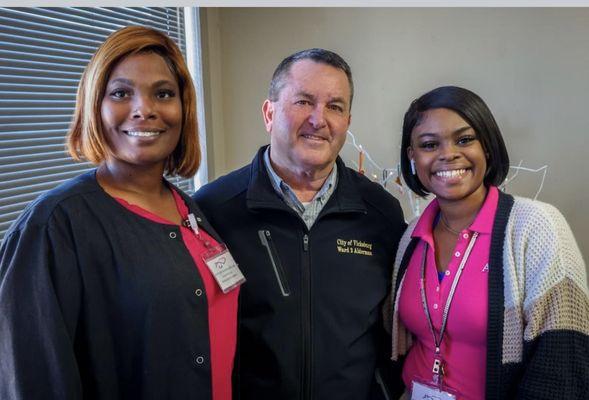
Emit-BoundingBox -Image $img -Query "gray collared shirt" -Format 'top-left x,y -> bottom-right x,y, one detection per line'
263,147 -> 337,229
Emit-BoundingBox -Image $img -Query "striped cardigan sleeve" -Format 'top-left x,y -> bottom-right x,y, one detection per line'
503,197 -> 589,399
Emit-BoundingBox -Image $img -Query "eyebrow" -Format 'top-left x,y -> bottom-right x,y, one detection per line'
107,78 -> 177,87
108,78 -> 133,86
416,125 -> 472,139
294,91 -> 347,105
329,96 -> 347,105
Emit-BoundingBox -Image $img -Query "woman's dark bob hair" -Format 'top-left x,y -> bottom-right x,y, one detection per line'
401,86 -> 510,197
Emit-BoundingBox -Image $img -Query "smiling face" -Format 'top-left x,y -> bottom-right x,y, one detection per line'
100,52 -> 182,172
408,108 -> 487,205
262,59 -> 351,178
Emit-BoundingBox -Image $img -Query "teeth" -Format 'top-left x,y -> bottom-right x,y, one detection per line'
126,131 -> 161,137
436,169 -> 467,178
303,135 -> 324,141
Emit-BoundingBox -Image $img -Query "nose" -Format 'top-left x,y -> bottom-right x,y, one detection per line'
308,105 -> 327,129
132,96 -> 156,120
438,142 -> 460,161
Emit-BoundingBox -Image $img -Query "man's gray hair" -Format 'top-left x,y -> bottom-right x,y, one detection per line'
268,48 -> 354,109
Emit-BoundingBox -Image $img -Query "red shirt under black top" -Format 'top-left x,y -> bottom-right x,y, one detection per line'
117,189 -> 239,400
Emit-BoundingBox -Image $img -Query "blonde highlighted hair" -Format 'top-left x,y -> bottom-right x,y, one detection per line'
67,25 -> 200,177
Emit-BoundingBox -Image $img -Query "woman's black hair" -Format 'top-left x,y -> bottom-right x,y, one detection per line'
400,86 -> 510,197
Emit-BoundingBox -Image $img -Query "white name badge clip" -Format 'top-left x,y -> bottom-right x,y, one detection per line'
202,244 -> 245,293
411,379 -> 459,400
186,213 -> 199,234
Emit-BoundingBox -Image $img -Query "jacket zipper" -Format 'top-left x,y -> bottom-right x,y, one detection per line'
301,233 -> 312,400
258,230 -> 291,297
375,368 -> 391,400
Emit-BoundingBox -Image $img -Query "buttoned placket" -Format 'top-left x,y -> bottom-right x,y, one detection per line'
176,218 -> 209,308
425,229 -> 474,325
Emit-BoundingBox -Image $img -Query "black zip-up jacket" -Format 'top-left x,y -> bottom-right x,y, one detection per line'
0,171 -> 222,399
194,146 -> 406,400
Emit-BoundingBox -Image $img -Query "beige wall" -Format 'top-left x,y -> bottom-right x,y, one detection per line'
200,7 -> 589,260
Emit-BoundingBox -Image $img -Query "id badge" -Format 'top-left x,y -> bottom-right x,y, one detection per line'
411,380 -> 458,400
202,244 -> 245,293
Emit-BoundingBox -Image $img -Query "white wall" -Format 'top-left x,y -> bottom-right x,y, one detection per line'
200,7 -> 589,260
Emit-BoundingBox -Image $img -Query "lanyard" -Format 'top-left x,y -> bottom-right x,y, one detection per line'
419,231 -> 478,384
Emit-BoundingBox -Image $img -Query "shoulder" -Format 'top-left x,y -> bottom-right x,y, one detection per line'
5,171 -> 100,237
344,166 -> 405,222
508,196 -> 573,238
393,217 -> 418,263
192,164 -> 251,209
506,196 -> 586,288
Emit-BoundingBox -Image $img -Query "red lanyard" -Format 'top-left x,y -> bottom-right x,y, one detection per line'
419,232 -> 479,385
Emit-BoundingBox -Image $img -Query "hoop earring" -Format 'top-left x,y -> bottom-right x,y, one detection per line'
410,159 -> 417,175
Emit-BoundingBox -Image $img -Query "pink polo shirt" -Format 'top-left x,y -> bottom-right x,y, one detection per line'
116,190 -> 239,400
398,186 -> 499,400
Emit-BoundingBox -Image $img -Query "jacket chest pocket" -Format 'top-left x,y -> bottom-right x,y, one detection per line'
258,230 -> 291,297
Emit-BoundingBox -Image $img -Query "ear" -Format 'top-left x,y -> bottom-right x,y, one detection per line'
262,99 -> 274,133
407,146 -> 414,161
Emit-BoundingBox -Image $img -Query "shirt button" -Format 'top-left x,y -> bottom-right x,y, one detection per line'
454,251 -> 461,257
463,233 -> 469,239
169,232 -> 177,239
433,303 -> 439,310
436,286 -> 440,292
195,355 -> 205,365
445,270 -> 451,276
195,288 -> 203,296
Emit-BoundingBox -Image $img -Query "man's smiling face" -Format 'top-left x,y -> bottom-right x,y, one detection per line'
262,59 -> 352,177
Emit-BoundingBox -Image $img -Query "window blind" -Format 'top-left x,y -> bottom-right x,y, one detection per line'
0,7 -> 193,241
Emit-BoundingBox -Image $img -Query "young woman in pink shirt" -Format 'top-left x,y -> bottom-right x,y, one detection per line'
387,86 -> 588,399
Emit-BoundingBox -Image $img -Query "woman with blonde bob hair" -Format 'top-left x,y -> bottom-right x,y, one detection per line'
68,25 -> 200,176
0,26 -> 241,400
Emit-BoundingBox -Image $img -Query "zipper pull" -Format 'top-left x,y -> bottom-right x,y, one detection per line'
303,234 -> 309,251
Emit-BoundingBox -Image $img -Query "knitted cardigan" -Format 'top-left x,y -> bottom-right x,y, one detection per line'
388,190 -> 589,399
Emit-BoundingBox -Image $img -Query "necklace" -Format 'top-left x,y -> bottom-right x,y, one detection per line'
440,212 -> 462,235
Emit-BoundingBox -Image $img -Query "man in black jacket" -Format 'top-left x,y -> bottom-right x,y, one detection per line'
194,48 -> 406,400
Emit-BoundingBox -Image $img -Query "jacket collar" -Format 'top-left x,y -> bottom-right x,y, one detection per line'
246,145 -> 366,214
83,169 -> 225,244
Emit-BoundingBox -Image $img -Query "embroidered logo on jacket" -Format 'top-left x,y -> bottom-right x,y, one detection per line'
336,239 -> 373,256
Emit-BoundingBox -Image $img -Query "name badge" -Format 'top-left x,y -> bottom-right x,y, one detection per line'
202,244 -> 245,293
411,380 -> 457,400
